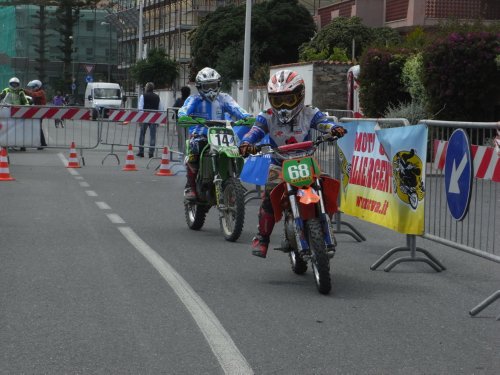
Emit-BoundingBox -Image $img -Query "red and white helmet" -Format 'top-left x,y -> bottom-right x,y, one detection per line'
267,70 -> 305,124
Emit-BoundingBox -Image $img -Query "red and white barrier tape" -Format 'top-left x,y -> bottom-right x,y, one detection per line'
9,106 -> 91,120
107,109 -> 168,124
433,139 -> 500,182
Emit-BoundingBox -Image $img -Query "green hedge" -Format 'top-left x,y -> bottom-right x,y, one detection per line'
422,31 -> 500,121
358,48 -> 411,117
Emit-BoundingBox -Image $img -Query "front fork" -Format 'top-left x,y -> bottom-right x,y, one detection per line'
288,179 -> 336,254
314,179 -> 335,250
287,182 -> 309,253
211,153 -> 223,208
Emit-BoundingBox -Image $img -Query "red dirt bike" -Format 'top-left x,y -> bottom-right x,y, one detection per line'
260,135 -> 340,294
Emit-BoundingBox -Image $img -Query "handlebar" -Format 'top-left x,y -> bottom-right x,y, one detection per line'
177,115 -> 255,128
252,134 -> 337,160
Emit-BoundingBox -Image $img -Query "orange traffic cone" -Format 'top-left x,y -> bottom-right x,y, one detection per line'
0,147 -> 15,181
155,147 -> 173,176
67,142 -> 81,168
122,144 -> 138,171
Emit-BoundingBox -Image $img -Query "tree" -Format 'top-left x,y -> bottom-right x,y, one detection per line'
422,31 -> 500,121
52,1 -> 100,91
190,0 -> 315,85
299,16 -> 401,62
32,5 -> 50,83
130,49 -> 179,88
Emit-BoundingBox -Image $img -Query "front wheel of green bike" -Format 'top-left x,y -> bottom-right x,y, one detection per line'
219,177 -> 245,242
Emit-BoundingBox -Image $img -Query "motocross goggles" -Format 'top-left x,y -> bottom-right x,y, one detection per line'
269,92 -> 302,110
199,81 -> 220,92
9,82 -> 20,88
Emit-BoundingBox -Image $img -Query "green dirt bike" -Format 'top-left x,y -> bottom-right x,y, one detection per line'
178,116 -> 253,242
258,135 -> 340,294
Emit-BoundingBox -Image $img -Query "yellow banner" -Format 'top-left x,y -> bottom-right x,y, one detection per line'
337,122 -> 427,235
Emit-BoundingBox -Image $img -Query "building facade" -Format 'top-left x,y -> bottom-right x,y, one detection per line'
0,3 -> 116,100
317,0 -> 500,30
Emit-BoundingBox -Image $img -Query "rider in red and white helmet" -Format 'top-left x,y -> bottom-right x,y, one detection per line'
239,70 -> 347,258
267,69 -> 306,124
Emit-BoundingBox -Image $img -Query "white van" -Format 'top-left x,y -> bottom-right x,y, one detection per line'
84,82 -> 126,119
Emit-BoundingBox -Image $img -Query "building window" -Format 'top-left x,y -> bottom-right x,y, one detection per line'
86,20 -> 94,32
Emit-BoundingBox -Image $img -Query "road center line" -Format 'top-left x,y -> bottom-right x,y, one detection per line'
106,213 -> 125,224
95,201 -> 111,210
118,226 -> 254,375
79,181 -> 90,187
56,153 -> 251,373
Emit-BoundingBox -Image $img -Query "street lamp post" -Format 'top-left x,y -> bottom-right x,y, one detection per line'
101,21 -> 111,81
69,35 -> 76,96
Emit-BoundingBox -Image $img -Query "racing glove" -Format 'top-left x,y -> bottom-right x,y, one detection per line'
330,126 -> 347,138
239,142 -> 256,157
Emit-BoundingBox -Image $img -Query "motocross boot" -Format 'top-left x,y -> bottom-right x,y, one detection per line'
184,166 -> 198,201
251,208 -> 275,258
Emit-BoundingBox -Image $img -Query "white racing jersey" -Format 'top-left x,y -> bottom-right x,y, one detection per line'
241,106 -> 338,147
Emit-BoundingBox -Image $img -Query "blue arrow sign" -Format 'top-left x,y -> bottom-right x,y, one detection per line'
444,129 -> 473,221
85,75 -> 93,83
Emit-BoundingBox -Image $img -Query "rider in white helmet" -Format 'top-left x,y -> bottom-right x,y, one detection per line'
178,67 -> 252,200
25,79 -> 48,149
239,70 -> 347,258
25,79 -> 46,105
0,77 -> 28,105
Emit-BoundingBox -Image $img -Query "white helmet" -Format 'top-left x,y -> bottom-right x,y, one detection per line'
27,79 -> 42,90
9,77 -> 21,90
195,67 -> 221,102
267,70 -> 305,124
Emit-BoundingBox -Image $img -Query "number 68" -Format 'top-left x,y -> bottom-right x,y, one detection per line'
288,164 -> 309,179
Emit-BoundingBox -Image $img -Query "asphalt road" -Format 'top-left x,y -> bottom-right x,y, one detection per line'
1,147 -> 499,375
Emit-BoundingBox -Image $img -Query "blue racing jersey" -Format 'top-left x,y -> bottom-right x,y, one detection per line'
178,93 -> 250,136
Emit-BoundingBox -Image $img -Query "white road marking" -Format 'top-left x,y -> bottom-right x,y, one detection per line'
106,213 -> 125,224
95,201 -> 111,210
75,176 -> 84,180
118,226 -> 254,375
79,181 -> 90,187
56,152 -> 251,373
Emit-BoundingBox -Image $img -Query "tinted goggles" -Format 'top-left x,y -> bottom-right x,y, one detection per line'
200,81 -> 219,91
10,82 -> 20,88
269,93 -> 301,110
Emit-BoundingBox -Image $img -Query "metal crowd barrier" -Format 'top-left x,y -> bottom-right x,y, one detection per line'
99,106 -> 184,171
420,120 -> 499,319
0,104 -> 99,165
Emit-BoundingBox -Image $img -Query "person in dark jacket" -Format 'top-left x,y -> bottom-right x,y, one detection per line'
137,82 -> 161,158
173,86 -> 191,115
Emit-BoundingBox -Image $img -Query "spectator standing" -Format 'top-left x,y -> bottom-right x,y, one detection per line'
52,91 -> 66,128
25,80 -> 48,149
53,91 -> 65,106
173,86 -> 191,115
137,82 -> 161,158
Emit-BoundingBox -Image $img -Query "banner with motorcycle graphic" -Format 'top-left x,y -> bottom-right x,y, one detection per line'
337,122 -> 427,235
